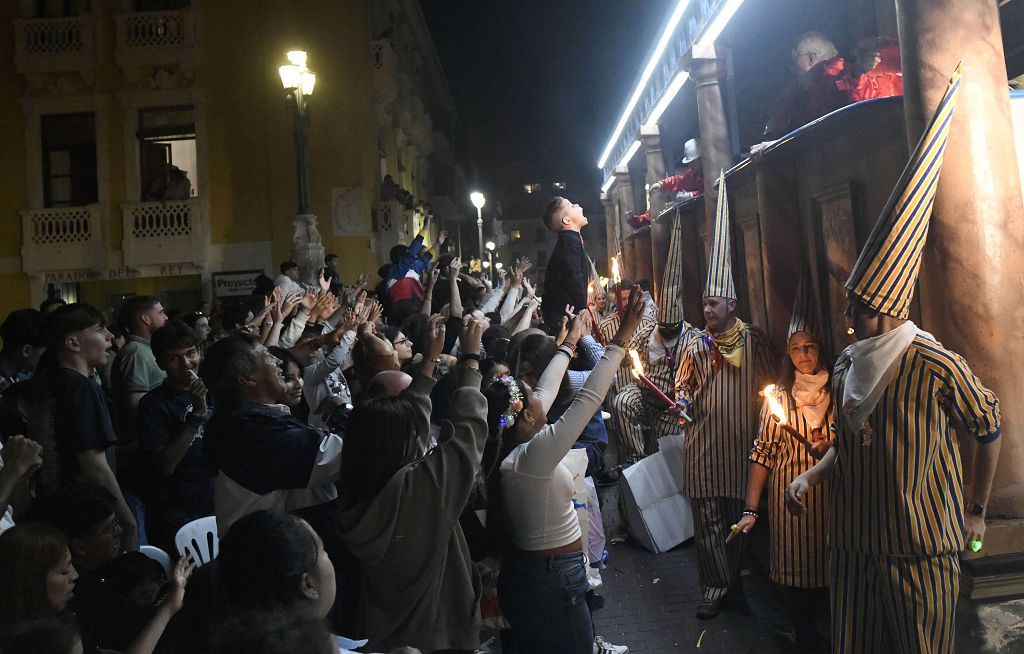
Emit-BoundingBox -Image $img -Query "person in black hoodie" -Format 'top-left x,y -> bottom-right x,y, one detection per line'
540,197 -> 591,331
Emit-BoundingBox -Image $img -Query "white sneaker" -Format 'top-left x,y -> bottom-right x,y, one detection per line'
594,635 -> 630,654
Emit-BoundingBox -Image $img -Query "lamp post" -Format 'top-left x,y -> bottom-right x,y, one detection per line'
470,191 -> 485,262
278,50 -> 323,285
485,240 -> 496,284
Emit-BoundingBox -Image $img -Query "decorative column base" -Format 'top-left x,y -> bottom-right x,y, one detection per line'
292,213 -> 325,287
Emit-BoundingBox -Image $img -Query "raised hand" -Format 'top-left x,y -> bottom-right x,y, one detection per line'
460,314 -> 487,356
282,291 -> 304,317
299,288 -> 317,312
517,256 -> 534,274
523,277 -> 536,299
611,286 -> 644,344
563,309 -> 584,347
165,551 -> 197,614
437,228 -> 449,245
423,314 -> 447,360
367,300 -> 383,325
317,268 -> 331,293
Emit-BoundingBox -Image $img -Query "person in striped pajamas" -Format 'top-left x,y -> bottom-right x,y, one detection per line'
598,281 -> 658,464
728,278 -> 832,652
787,65 -> 1003,653
675,172 -> 775,619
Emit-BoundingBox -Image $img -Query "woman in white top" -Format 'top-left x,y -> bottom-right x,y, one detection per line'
484,288 -> 644,654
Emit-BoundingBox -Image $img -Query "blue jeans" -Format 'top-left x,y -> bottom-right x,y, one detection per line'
498,551 -> 593,654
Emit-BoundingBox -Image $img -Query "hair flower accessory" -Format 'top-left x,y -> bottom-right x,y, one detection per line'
490,375 -> 525,431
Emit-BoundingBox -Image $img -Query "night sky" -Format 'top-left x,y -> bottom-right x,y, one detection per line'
421,0 -> 675,213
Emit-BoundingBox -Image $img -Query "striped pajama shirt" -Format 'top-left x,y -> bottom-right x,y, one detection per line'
830,334 -> 1000,653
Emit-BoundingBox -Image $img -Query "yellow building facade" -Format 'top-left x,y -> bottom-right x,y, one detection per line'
0,0 -> 461,320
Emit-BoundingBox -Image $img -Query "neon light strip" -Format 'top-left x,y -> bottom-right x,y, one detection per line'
642,71 -> 690,130
596,0 -> 691,168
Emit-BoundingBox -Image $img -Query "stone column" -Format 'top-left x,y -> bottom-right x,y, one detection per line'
896,0 -> 1024,564
614,165 -> 637,280
692,43 -> 735,255
642,125 -> 670,303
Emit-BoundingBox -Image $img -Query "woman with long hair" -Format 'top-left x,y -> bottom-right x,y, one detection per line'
0,522 -> 77,630
337,314 -> 489,653
484,287 -> 644,654
727,292 -> 833,653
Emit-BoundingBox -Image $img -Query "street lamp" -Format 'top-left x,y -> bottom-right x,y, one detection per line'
279,50 -> 317,215
279,50 -> 322,285
485,240 -> 496,284
470,191 -> 485,262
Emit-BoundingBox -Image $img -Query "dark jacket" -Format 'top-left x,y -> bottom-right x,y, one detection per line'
542,230 -> 589,328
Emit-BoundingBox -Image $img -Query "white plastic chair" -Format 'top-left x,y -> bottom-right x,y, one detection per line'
174,516 -> 219,566
139,545 -> 172,579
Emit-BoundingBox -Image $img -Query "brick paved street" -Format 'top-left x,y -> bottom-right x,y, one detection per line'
590,539 -> 791,654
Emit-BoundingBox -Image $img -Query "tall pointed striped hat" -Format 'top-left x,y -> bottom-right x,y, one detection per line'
788,274 -> 823,341
704,170 -> 736,300
659,211 -> 686,323
845,63 -> 962,319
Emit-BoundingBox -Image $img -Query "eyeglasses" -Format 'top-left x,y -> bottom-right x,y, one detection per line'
393,337 -> 410,346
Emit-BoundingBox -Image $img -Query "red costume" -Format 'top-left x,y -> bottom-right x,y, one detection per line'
843,38 -> 903,102
658,166 -> 704,196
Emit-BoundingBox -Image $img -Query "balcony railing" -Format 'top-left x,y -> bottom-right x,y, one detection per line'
114,8 -> 197,67
13,15 -> 97,75
121,199 -> 206,267
21,205 -> 106,274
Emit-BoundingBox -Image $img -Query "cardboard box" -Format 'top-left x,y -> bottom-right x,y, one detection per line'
619,433 -> 695,553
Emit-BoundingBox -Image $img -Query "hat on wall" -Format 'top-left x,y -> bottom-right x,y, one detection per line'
845,63 -> 962,319
703,170 -> 736,301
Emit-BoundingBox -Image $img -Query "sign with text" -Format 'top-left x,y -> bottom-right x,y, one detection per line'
212,270 -> 263,297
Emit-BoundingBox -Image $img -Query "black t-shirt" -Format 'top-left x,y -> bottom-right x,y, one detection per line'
28,368 -> 118,494
137,381 -> 215,517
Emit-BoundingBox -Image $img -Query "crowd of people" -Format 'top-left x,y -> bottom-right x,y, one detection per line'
0,69 -> 1005,653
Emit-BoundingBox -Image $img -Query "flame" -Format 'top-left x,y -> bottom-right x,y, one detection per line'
629,349 -> 644,379
611,256 -> 621,284
762,384 -> 788,425
600,276 -> 609,288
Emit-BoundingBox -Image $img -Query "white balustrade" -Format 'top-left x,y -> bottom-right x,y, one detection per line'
121,199 -> 206,267
13,15 -> 96,74
20,205 -> 105,274
114,9 -> 196,66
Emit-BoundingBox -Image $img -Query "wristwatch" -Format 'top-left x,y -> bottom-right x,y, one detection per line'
968,502 -> 985,517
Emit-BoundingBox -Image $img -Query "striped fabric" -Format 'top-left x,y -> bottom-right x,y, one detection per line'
610,326 -> 699,462
703,171 -> 736,300
597,301 -> 659,394
845,64 -> 962,319
831,333 -> 1000,557
832,549 -> 959,653
693,497 -> 746,601
788,274 -> 823,341
749,396 -> 831,588
675,323 -> 775,499
611,384 -> 686,463
659,210 -> 686,324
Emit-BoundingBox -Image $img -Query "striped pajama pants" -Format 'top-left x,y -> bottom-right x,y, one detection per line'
832,549 -> 959,654
692,497 -> 746,602
610,383 -> 682,464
